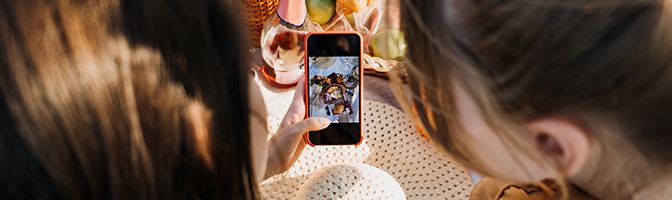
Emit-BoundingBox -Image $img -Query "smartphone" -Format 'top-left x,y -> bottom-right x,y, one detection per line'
304,32 -> 363,146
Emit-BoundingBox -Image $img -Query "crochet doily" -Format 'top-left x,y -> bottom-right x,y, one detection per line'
260,100 -> 473,199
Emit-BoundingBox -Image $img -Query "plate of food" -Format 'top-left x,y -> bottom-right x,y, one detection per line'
326,72 -> 344,85
320,84 -> 353,115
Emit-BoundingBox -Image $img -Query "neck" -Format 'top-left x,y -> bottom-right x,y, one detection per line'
568,138 -> 654,200
571,164 -> 670,200
632,172 -> 672,200
570,152 -> 671,199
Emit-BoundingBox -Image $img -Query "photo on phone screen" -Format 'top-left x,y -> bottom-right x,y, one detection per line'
308,56 -> 360,123
305,33 -> 362,145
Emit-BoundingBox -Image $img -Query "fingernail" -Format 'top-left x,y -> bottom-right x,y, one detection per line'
319,118 -> 331,126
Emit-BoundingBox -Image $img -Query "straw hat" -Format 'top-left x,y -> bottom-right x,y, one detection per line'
295,163 -> 405,200
260,100 -> 473,199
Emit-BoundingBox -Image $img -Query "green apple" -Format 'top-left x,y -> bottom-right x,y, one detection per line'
370,29 -> 407,60
306,0 -> 336,25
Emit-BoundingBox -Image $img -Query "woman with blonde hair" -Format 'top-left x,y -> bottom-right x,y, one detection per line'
397,0 -> 672,199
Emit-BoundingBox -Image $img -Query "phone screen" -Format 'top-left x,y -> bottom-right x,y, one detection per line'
306,33 -> 362,145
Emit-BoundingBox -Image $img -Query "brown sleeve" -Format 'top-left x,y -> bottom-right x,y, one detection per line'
470,178 -> 558,200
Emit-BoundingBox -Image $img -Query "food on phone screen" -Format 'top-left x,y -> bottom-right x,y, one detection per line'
308,56 -> 360,123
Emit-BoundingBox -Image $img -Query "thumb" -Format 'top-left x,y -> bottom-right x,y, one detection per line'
288,117 -> 331,136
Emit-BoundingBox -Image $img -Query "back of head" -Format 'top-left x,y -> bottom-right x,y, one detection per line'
0,0 -> 254,199
399,0 -> 672,196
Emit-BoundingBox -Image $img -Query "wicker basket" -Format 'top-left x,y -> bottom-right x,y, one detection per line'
243,0 -> 279,47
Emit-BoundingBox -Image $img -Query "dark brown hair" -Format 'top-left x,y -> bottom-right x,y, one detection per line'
398,0 -> 672,196
0,0 -> 255,199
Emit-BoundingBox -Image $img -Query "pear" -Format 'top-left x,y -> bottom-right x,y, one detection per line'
370,29 -> 407,60
306,0 -> 336,25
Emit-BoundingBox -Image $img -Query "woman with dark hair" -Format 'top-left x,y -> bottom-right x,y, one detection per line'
0,0 -> 326,199
396,0 -> 672,199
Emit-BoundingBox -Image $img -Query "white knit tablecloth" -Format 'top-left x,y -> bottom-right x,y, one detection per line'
254,74 -> 473,200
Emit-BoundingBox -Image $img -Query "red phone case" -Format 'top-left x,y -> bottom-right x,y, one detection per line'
303,31 -> 364,147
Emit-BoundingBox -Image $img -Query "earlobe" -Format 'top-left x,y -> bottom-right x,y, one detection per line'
528,118 -> 591,177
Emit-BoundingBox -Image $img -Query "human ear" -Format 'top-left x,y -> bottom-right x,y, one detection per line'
527,118 -> 591,177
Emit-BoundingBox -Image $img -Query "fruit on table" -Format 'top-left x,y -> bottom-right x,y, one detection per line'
370,29 -> 407,60
306,0 -> 336,25
336,0 -> 367,15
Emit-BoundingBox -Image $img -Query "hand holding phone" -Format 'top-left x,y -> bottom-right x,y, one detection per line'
265,77 -> 331,179
304,32 -> 364,146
